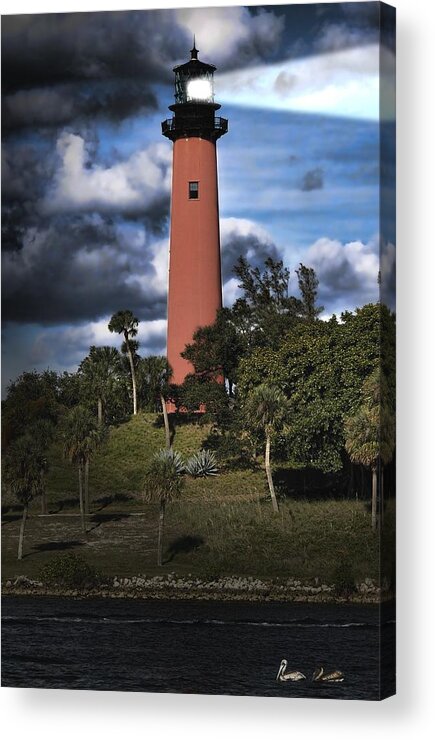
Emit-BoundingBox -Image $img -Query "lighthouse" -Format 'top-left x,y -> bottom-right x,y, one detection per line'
162,42 -> 227,407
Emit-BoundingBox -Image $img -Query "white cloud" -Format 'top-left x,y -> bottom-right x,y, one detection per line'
304,235 -> 380,311
28,316 -> 168,371
43,132 -> 172,214
175,6 -> 284,66
217,44 -> 395,121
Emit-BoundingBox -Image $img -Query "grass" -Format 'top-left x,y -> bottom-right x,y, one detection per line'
1,412 -> 395,588
45,413 -> 208,504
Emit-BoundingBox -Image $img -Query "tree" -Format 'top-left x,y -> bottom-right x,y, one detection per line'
3,435 -> 46,559
244,384 -> 289,512
232,256 -> 302,349
61,406 -> 106,534
26,419 -> 55,514
138,356 -> 173,449
108,310 -> 139,415
344,369 -> 395,530
238,320 -> 345,472
2,369 -> 60,447
296,263 -> 324,321
143,450 -> 184,566
237,306 -> 396,475
79,345 -> 124,424
181,308 -> 243,396
178,374 -> 231,427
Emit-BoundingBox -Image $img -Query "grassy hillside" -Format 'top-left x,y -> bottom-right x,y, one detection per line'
45,412 -> 211,505
2,412 -> 395,588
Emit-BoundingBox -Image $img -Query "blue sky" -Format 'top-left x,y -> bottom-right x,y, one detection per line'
1,3 -> 396,395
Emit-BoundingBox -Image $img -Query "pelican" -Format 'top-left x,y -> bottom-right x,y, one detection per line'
312,666 -> 344,682
276,660 -> 306,682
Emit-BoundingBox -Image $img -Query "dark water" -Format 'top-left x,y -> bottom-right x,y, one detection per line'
1,596 -> 395,700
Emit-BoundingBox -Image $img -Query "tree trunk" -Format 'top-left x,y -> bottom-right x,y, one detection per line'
380,465 -> 384,529
84,458 -> 90,515
41,474 -> 48,514
125,339 -> 137,415
265,432 -> 279,513
371,466 -> 378,531
157,500 -> 166,566
161,393 -> 171,450
17,503 -> 28,560
78,464 -> 86,537
97,397 -> 103,425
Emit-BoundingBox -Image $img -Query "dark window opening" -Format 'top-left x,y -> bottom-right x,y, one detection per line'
189,181 -> 199,199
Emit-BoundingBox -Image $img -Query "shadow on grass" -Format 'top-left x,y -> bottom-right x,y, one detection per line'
87,512 -> 131,532
164,534 -> 205,564
273,467 -> 350,501
51,497 -> 79,513
31,540 -> 84,554
2,514 -> 23,525
93,493 -> 134,511
2,504 -> 23,515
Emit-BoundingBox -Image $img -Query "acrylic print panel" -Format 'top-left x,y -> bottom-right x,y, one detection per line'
1,2 -> 396,699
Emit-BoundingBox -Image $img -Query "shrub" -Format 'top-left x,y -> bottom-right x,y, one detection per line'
154,448 -> 185,474
185,449 -> 219,477
40,552 -> 100,588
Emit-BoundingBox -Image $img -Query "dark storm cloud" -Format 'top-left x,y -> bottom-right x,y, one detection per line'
1,215 -> 167,325
220,219 -> 282,283
301,168 -> 324,192
2,82 -> 158,131
1,10 -> 186,132
1,7 -> 286,131
1,11 -> 181,92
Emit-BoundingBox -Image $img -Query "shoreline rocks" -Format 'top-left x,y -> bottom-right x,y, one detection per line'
2,573 -> 386,604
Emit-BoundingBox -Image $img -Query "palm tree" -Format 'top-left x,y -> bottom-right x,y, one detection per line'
79,345 -> 123,424
244,384 -> 289,513
140,356 -> 173,449
108,310 -> 139,415
345,369 -> 395,530
62,406 -> 106,534
26,418 -> 54,514
4,435 -> 46,560
143,450 -> 184,566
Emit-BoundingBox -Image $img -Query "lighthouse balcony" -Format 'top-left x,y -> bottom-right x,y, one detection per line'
162,115 -> 228,141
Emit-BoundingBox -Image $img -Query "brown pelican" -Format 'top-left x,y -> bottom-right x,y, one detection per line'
312,667 -> 344,682
276,660 -> 306,682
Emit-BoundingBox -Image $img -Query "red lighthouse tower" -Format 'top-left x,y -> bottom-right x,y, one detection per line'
162,43 -> 227,404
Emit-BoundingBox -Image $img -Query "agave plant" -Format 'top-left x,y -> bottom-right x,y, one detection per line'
185,449 -> 219,478
154,448 -> 185,475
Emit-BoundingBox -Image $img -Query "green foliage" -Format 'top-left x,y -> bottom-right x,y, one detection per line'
232,256 -> 302,349
2,370 -> 61,447
108,310 -> 139,340
40,552 -> 100,588
3,433 -> 48,505
154,448 -> 185,475
137,355 -> 172,411
143,451 -> 185,504
181,308 -> 242,394
237,305 -> 396,473
78,345 -> 128,423
185,449 -> 219,477
61,405 -> 106,466
243,383 -> 289,437
178,375 -> 230,424
296,263 -> 324,321
345,368 -> 395,469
